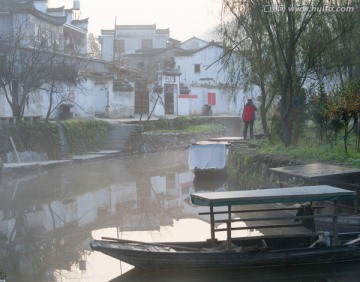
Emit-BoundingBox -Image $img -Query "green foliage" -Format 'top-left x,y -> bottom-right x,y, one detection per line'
171,116 -> 206,130
145,116 -> 215,132
61,120 -> 111,154
154,118 -> 172,129
151,123 -> 226,133
257,133 -> 360,168
227,149 -> 286,189
9,121 -> 61,158
220,0 -> 360,147
8,120 -> 111,159
322,80 -> 360,155
186,123 -> 226,133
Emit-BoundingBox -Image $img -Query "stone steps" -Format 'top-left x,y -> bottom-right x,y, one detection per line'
102,124 -> 138,151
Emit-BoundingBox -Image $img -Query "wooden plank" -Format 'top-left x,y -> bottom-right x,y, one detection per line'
9,136 -> 20,163
198,206 -> 325,215
208,137 -> 244,142
215,223 -> 305,232
214,214 -> 333,223
101,237 -> 199,251
345,237 -> 360,245
269,163 -> 360,181
191,185 -> 356,207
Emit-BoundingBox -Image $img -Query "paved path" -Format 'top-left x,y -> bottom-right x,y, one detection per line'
2,150 -> 121,174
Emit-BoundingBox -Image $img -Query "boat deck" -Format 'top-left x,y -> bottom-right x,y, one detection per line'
191,185 -> 356,248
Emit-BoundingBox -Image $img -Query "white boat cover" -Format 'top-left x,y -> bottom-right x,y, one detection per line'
188,144 -> 227,170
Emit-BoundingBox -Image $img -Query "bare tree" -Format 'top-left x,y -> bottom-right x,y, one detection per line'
130,54 -> 167,121
0,15 -> 84,121
88,33 -> 101,59
42,57 -> 86,121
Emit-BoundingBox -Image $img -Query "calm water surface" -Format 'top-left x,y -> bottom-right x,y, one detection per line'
0,150 -> 359,282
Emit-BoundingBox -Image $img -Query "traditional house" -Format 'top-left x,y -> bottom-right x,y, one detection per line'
100,26 -> 259,117
0,0 -> 137,120
100,24 -> 178,117
0,1 -> 257,120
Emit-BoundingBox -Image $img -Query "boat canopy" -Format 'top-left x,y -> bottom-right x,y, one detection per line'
188,143 -> 227,170
191,185 -> 356,207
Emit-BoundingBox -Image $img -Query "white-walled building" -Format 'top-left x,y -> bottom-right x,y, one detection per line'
0,0 -> 137,120
100,24 -> 170,61
100,26 -> 260,117
0,1 -> 258,120
176,39 -> 237,116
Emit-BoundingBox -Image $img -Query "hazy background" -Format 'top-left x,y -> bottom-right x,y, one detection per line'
49,0 -> 222,40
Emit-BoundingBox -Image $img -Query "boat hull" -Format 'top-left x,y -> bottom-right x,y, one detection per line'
90,233 -> 360,270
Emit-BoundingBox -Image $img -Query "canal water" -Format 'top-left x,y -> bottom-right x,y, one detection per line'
0,150 -> 359,282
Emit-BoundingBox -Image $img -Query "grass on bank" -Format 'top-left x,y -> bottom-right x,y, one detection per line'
150,123 -> 227,133
256,133 -> 360,168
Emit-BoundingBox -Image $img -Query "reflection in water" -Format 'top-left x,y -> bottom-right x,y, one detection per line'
0,150 -> 359,281
193,175 -> 228,192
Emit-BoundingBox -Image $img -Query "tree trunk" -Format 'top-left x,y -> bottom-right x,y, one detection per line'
46,81 -> 56,122
259,90 -> 269,136
281,115 -> 292,147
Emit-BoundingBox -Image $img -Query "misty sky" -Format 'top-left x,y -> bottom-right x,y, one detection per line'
49,0 -> 222,41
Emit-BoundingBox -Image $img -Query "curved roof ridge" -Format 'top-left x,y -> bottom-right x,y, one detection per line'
47,6 -> 65,13
72,18 -> 89,23
2,0 -> 67,26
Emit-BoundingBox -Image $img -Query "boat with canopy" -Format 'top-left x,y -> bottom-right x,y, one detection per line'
90,185 -> 360,270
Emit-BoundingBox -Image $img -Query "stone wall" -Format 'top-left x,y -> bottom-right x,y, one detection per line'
124,116 -> 241,154
127,116 -> 242,134
141,130 -> 230,153
227,144 -> 303,190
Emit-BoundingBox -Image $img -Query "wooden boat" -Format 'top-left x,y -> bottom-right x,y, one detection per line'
110,261 -> 360,282
90,185 -> 360,270
188,141 -> 229,179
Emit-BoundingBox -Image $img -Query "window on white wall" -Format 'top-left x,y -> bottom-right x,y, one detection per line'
194,64 -> 201,73
141,39 -> 153,49
54,34 -> 60,50
34,26 -> 40,42
115,39 -> 125,53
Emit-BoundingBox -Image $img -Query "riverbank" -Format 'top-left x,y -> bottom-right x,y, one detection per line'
1,116 -> 242,175
2,150 -> 122,175
3,135 -> 360,228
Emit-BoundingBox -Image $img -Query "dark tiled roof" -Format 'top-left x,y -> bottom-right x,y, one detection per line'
101,29 -> 115,35
175,41 -> 224,56
1,0 -> 67,26
115,24 -> 157,30
181,36 -> 209,46
168,37 -> 181,44
47,6 -> 65,13
155,28 -> 170,34
72,18 -> 89,24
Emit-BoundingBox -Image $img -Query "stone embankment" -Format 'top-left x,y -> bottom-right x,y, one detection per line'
141,130 -> 230,153
1,116 -> 241,175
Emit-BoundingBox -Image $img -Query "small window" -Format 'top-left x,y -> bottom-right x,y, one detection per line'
34,26 -> 40,42
141,39 -> 153,49
54,34 -> 60,45
194,64 -> 201,73
41,30 -> 50,47
115,39 -> 125,53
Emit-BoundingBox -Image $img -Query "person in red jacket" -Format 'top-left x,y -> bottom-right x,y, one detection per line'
242,99 -> 257,139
